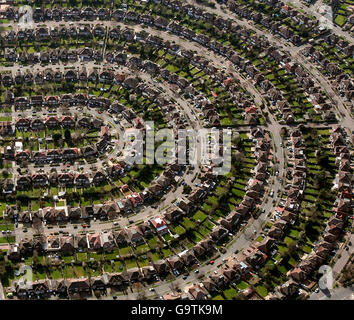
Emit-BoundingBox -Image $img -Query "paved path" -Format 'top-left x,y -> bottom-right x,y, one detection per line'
0,281 -> 5,300
332,232 -> 354,279
309,285 -> 354,300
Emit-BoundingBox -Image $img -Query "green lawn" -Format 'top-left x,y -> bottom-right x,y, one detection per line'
0,236 -> 15,243
51,268 -> 63,279
88,266 -> 101,277
256,285 -> 268,298
76,252 -> 87,262
104,250 -> 119,260
147,236 -> 160,249
334,14 -> 347,26
73,266 -> 86,277
104,263 -> 113,273
114,260 -> 126,272
119,245 -> 133,256
63,266 -> 75,279
36,269 -> 47,280
63,255 -> 75,263
135,243 -> 150,255
124,258 -> 138,269
192,210 -> 207,222
171,225 -> 185,236
149,252 -> 161,262
237,281 -> 248,290
223,287 -> 237,299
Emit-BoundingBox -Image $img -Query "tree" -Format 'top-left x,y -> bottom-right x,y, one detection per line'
280,248 -> 290,260
33,217 -> 43,235
52,133 -> 62,145
288,241 -> 298,258
298,231 -> 306,244
183,184 -> 192,194
280,127 -> 288,138
33,250 -> 39,268
2,170 -> 9,179
265,263 -> 276,273
42,256 -> 50,271
64,129 -> 71,142
94,290 -> 101,299
72,128 -> 87,144
313,170 -> 327,189
0,252 -> 6,280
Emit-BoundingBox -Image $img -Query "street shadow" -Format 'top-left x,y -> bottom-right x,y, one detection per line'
321,287 -> 332,298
